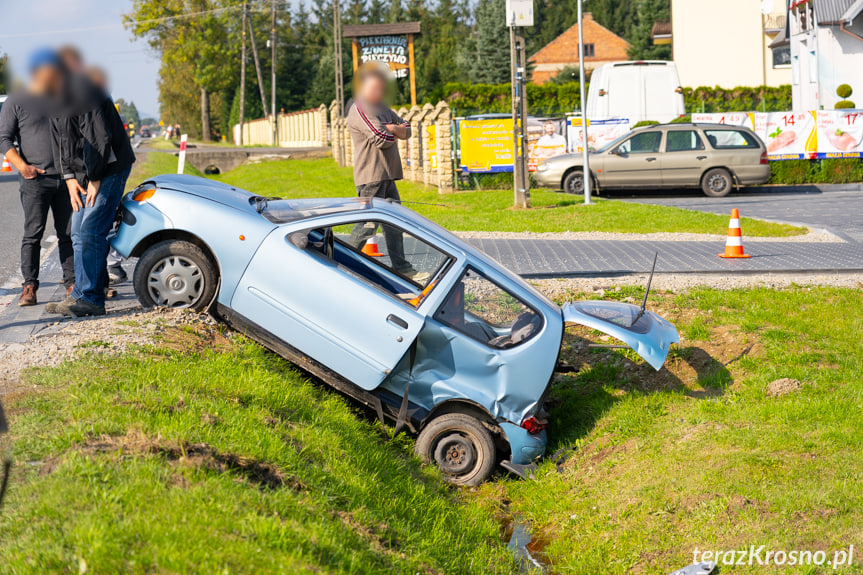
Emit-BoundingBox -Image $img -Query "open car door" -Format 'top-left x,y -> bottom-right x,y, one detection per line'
561,300 -> 679,370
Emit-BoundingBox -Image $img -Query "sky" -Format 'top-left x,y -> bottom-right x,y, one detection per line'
0,0 -> 162,118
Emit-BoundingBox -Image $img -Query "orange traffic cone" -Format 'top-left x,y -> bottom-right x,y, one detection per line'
718,208 -> 751,258
361,234 -> 384,257
0,155 -> 12,172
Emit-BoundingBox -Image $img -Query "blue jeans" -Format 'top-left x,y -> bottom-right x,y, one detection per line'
70,167 -> 131,306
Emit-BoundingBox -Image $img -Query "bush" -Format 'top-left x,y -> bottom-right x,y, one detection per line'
837,84 -> 853,99
835,100 -> 856,109
632,120 -> 660,128
684,85 -> 792,113
770,159 -> 863,184
670,114 -> 692,123
441,81 -> 582,115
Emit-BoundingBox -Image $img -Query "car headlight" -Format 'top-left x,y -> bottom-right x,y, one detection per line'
536,162 -> 549,172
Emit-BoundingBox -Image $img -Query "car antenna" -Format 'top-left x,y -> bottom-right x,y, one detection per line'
390,199 -> 449,208
630,252 -> 658,327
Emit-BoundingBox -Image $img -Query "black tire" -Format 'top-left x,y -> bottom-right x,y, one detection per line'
134,240 -> 218,312
415,413 -> 497,486
562,169 -> 585,195
701,168 -> 733,197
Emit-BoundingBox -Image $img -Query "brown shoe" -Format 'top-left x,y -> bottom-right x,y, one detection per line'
18,284 -> 37,307
106,287 -> 118,299
66,284 -> 74,296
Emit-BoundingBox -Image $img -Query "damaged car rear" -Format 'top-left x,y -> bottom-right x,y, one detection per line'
112,175 -> 679,485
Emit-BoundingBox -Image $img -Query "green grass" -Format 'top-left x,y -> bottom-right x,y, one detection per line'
0,334 -> 514,574
487,286 -> 863,574
2,287 -> 862,572
128,154 -> 804,236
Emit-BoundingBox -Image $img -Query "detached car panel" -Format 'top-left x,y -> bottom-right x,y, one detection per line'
114,175 -> 679,485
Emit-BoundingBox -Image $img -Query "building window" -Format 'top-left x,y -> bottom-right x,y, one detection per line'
584,43 -> 595,57
772,45 -> 791,68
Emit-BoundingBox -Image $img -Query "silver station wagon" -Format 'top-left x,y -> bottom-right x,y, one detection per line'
533,123 -> 771,197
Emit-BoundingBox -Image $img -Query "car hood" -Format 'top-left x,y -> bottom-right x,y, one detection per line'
561,300 -> 679,370
149,174 -> 259,214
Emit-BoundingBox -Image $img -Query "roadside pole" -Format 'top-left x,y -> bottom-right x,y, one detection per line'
177,134 -> 187,174
271,0 -> 278,146
239,2 -> 247,146
333,0 -> 344,117
577,0 -> 591,204
507,0 -> 533,209
248,13 -> 269,121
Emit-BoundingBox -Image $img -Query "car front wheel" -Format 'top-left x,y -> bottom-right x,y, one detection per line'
562,170 -> 585,195
415,413 -> 497,486
701,168 -> 733,197
134,239 -> 218,312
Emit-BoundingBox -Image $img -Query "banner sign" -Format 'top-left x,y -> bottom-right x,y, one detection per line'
755,111 -> 817,159
566,117 -> 631,154
528,118 -> 567,171
427,123 -> 437,169
816,110 -> 863,158
691,112 -> 754,129
357,35 -> 410,79
458,118 -> 515,173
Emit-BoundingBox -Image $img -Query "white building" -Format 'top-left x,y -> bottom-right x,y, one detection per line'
776,0 -> 863,110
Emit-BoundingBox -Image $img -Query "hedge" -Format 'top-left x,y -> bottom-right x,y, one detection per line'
770,159 -> 863,185
439,83 -> 794,116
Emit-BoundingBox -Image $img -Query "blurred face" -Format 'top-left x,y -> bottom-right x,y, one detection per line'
31,65 -> 61,94
359,74 -> 386,105
544,122 -> 556,136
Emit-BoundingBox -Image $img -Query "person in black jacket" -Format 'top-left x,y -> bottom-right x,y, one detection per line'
47,47 -> 135,317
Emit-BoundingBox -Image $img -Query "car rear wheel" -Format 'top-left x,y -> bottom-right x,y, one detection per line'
562,170 -> 586,195
134,240 -> 217,312
701,168 -> 733,197
415,413 -> 496,486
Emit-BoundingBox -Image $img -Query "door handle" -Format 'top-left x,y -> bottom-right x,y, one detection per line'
696,155 -> 707,160
646,157 -> 657,162
386,314 -> 409,330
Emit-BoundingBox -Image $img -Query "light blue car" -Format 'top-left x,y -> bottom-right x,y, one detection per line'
112,175 -> 679,485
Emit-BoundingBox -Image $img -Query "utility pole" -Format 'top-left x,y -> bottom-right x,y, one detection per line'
271,0 -> 277,146
577,0 -> 591,204
333,0 -> 344,117
239,1 -> 247,146
248,14 -> 269,117
509,14 -> 530,209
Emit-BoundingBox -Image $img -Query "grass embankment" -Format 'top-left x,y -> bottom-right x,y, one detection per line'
491,285 -> 863,573
130,152 -> 804,237
0,324 -> 513,573
1,287 -> 862,573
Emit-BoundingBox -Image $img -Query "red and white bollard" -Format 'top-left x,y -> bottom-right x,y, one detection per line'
177,134 -> 187,175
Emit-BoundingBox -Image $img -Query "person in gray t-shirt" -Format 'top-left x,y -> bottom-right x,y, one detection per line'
0,49 -> 75,307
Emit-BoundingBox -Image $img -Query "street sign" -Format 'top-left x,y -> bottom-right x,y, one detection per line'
506,0 -> 534,27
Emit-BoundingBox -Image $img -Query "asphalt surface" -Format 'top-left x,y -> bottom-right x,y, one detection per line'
0,172 -> 26,284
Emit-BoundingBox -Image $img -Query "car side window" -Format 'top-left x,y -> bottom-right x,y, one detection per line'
433,268 -> 543,349
665,130 -> 705,152
306,220 -> 451,306
617,131 -> 662,154
704,130 -> 759,149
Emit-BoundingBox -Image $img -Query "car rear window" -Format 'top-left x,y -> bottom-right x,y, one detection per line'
704,130 -> 759,149
665,130 -> 705,152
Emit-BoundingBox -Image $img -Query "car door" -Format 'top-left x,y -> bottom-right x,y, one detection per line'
231,214 -> 453,391
661,129 -> 708,187
600,130 -> 664,187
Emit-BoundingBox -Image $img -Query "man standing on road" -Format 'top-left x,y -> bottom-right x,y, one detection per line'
347,62 -> 426,281
46,48 -> 135,317
0,49 -> 75,307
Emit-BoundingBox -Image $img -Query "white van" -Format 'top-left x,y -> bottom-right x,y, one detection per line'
586,61 -> 685,124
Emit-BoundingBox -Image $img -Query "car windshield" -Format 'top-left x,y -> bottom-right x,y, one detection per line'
260,197 -> 371,223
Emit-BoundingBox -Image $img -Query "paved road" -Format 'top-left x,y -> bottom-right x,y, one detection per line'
613,185 -> 863,243
0,172 -> 26,285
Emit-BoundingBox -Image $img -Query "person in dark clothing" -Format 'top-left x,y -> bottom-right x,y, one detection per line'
46,49 -> 135,317
0,49 -> 75,306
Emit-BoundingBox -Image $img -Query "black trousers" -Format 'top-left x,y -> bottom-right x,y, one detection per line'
19,175 -> 75,289
351,180 -> 410,271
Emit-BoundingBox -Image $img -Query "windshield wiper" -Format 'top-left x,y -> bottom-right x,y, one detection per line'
252,196 -> 269,213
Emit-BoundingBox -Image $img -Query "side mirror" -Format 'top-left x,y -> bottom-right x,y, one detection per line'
610,148 -> 621,156
288,231 -> 309,249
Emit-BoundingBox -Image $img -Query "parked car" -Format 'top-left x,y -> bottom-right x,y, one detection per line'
112,176 -> 679,485
533,123 -> 770,197
586,61 -> 685,124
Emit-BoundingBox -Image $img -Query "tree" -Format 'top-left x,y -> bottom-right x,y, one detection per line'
628,0 -> 671,60
125,0 -> 241,141
459,0 -> 510,85
548,64 -> 581,85
115,98 -> 141,128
